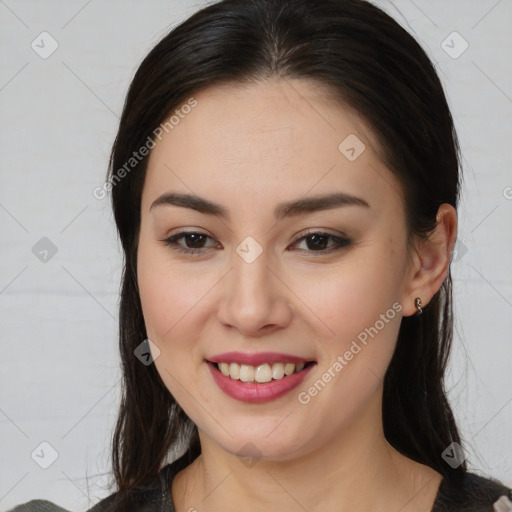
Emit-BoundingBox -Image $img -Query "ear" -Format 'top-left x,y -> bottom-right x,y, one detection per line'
401,203 -> 458,317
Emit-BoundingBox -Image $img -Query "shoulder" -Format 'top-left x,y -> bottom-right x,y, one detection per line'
7,455 -> 190,512
7,471 -> 167,512
84,455 -> 188,512
84,473 -> 167,512
6,500 -> 72,512
432,471 -> 512,512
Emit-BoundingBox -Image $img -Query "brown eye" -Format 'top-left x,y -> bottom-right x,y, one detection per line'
291,231 -> 351,253
160,231 -> 218,255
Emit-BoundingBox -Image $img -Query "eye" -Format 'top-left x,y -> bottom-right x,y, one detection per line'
159,229 -> 351,256
290,230 -> 351,254
160,231 -> 218,256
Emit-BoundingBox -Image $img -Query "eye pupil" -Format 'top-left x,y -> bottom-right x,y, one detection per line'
187,233 -> 205,248
307,235 -> 328,250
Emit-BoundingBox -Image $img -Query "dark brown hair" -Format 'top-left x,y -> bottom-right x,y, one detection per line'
106,0 -> 466,500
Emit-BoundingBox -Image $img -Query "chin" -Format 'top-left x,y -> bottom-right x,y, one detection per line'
203,422 -> 313,463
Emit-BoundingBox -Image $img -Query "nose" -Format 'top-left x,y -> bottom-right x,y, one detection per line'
216,247 -> 294,336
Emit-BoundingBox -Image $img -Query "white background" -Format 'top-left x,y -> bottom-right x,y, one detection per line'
0,0 -> 511,509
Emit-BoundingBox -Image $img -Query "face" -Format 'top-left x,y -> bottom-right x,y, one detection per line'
137,78 -> 415,461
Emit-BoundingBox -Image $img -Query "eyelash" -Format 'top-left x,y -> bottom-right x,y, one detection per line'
159,230 -> 351,256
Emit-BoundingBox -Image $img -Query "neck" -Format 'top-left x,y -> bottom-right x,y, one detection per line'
172,389 -> 443,512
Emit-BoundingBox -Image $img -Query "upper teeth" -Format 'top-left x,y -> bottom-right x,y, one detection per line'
217,362 -> 306,383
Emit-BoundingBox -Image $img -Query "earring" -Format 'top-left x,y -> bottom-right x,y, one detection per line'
414,297 -> 423,316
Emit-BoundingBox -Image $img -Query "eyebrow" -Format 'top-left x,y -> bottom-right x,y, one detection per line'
150,191 -> 370,220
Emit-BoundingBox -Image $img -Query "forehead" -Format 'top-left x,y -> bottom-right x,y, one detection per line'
143,78 -> 402,214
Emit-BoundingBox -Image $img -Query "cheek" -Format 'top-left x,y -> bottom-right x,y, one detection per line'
137,243 -> 209,408
298,272 -> 402,431
136,235 -> 223,389
137,236 -> 202,343
291,256 -> 400,340
292,241 -> 405,395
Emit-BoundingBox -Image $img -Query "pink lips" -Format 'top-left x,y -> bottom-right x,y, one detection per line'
206,352 -> 316,404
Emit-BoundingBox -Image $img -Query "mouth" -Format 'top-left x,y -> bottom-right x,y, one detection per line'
208,360 -> 316,383
206,358 -> 317,403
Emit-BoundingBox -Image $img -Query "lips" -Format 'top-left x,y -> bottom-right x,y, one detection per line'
206,352 -> 317,403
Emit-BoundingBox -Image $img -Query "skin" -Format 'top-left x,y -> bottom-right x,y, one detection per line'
137,78 -> 457,512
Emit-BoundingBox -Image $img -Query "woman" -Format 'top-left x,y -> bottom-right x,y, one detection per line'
10,0 -> 511,510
